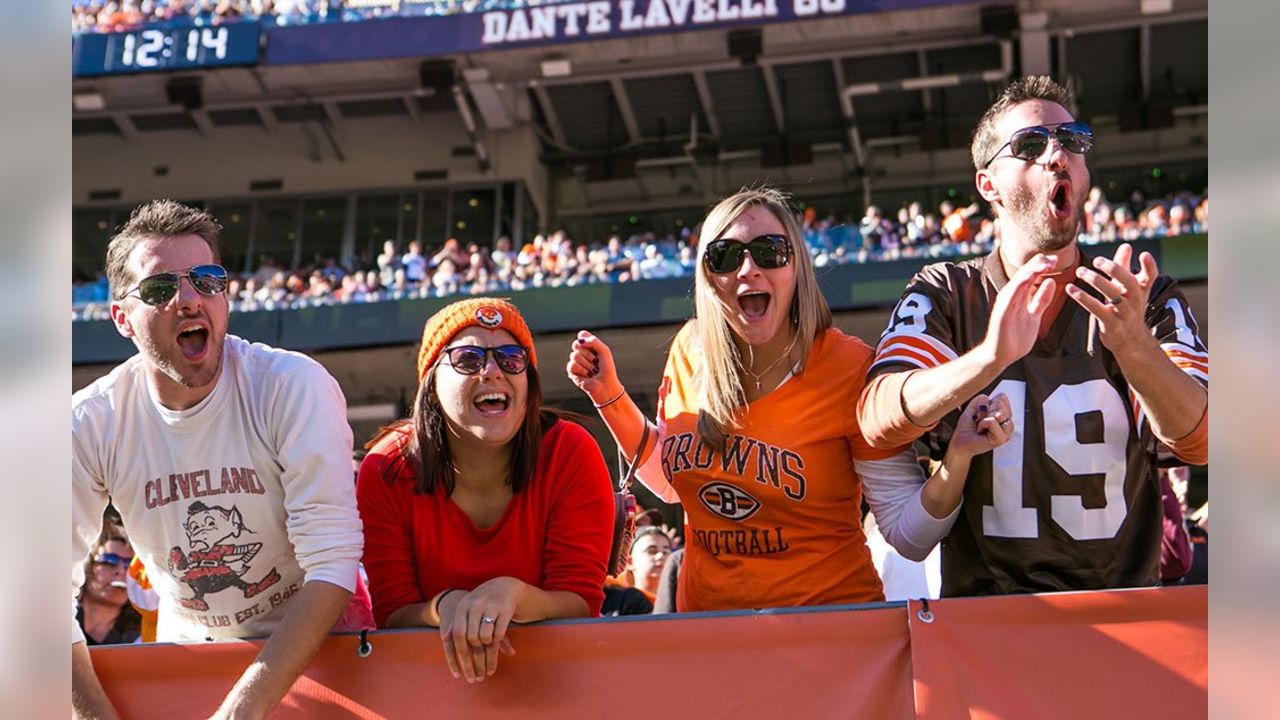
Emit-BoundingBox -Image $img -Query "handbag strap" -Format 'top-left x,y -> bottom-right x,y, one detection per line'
618,422 -> 651,494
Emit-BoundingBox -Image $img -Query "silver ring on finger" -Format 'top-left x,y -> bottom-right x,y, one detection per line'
999,419 -> 1012,430
1108,294 -> 1124,306
481,615 -> 496,625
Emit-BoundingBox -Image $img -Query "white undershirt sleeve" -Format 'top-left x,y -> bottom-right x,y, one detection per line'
857,449 -> 960,562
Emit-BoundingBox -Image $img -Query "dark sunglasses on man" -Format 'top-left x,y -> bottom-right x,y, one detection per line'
443,344 -> 530,375
703,234 -> 793,274
982,121 -> 1094,169
93,552 -> 134,569
120,264 -> 228,306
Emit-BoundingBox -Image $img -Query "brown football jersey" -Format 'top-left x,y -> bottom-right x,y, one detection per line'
867,248 -> 1208,596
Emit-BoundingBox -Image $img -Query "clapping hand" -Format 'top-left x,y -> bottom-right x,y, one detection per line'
980,253 -> 1059,370
1065,243 -> 1159,355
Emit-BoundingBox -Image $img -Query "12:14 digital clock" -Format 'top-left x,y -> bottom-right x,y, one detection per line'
73,23 -> 261,77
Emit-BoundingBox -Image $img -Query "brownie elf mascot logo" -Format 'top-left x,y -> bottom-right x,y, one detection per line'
168,501 -> 281,611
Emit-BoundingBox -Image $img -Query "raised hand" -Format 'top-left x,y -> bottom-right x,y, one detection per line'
980,253 -> 1059,370
1065,243 -> 1158,355
947,393 -> 1014,460
566,331 -> 624,406
438,578 -> 521,683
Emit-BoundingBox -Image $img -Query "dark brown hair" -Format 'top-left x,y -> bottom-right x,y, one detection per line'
368,359 -> 572,496
970,75 -> 1075,170
106,199 -> 223,300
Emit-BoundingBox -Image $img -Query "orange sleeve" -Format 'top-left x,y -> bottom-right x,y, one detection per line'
1162,406 -> 1208,466
855,369 -> 937,450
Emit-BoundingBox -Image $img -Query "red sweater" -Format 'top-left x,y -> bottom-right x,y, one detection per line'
357,419 -> 614,627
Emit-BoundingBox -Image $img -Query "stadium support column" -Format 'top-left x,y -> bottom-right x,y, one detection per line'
341,196 -> 357,267
610,78 -> 642,146
831,58 -> 869,211
452,85 -> 491,174
1019,11 -> 1051,78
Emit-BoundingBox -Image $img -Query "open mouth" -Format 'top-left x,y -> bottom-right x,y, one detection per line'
473,391 -> 511,417
1049,182 -> 1071,219
109,580 -> 128,589
177,325 -> 210,360
738,291 -> 771,320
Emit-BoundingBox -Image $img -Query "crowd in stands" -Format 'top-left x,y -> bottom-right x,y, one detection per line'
72,0 -> 566,34
71,189 -> 1207,320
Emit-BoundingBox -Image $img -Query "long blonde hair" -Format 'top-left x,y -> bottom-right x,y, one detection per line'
691,186 -> 832,450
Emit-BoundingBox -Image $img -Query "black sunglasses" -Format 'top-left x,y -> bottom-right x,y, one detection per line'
982,121 -> 1094,169
444,344 -> 530,375
703,234 -> 793,274
93,552 -> 133,569
121,264 -> 228,306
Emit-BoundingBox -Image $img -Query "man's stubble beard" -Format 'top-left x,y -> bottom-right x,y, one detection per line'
142,330 -> 224,390
1003,182 -> 1086,254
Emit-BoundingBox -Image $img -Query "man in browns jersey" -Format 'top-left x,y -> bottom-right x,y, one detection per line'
856,76 -> 1208,596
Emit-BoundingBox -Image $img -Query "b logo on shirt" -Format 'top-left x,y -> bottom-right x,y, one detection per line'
698,482 -> 761,521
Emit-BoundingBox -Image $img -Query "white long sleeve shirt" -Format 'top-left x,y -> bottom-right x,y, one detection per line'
72,335 -> 363,644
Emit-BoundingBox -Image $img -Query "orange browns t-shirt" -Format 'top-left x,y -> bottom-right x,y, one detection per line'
656,323 -> 906,612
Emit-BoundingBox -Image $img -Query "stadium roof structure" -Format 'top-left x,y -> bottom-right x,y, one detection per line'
72,0 -> 1206,216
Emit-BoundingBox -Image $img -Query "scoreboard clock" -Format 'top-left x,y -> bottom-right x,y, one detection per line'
73,23 -> 262,77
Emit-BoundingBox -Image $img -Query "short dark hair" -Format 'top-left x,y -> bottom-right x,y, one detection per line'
971,75 -> 1075,170
106,199 -> 222,300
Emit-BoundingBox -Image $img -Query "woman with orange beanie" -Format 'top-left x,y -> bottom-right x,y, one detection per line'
357,298 -> 614,684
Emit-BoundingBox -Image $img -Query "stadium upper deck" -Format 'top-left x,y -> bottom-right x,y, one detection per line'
73,0 -> 1207,288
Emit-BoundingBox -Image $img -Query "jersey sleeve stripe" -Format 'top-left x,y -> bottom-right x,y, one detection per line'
875,339 -> 950,368
873,342 -> 947,370
874,333 -> 958,366
869,348 -> 935,372
1162,344 -> 1208,362
1161,345 -> 1209,383
1170,358 -> 1208,375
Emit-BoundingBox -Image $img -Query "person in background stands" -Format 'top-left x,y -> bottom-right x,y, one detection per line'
77,521 -> 142,646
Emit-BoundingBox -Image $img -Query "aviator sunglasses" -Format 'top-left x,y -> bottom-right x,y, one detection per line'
703,234 -> 793,274
443,344 -> 530,375
982,121 -> 1094,169
121,264 -> 228,306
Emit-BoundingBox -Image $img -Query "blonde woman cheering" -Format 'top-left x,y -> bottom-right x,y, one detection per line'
567,187 -> 1012,611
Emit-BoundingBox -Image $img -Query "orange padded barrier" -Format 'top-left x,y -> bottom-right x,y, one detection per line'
90,586 -> 1205,719
908,586 -> 1207,720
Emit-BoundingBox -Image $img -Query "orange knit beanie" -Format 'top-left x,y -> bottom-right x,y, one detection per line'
416,297 -> 536,381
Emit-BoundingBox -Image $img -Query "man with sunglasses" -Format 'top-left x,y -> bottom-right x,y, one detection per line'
72,200 -> 364,719
857,76 -> 1208,597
